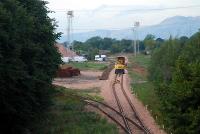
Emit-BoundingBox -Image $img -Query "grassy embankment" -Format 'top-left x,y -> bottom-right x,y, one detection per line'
33,87 -> 118,134
128,54 -> 164,126
68,62 -> 108,70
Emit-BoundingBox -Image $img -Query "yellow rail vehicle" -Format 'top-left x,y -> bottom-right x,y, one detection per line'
114,56 -> 126,75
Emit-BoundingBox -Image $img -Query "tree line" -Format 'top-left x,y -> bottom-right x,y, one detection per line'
72,37 -> 144,59
72,35 -> 167,60
149,31 -> 200,134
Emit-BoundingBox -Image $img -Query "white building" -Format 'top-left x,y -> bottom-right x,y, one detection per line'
95,55 -> 107,61
61,57 -> 70,63
55,43 -> 77,63
71,56 -> 87,62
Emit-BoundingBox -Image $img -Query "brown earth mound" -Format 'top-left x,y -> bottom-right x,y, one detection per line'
99,63 -> 114,80
56,67 -> 80,78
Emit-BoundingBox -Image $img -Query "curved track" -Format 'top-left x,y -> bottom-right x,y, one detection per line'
112,75 -> 132,134
119,75 -> 150,133
112,74 -> 151,134
64,73 -> 151,134
66,93 -> 148,133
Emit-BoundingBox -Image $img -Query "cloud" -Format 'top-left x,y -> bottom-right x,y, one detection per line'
47,0 -> 200,34
47,0 -> 200,10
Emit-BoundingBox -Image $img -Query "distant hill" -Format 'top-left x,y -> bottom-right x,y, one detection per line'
59,16 -> 200,42
137,16 -> 200,40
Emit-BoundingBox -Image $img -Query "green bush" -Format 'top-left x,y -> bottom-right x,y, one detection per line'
149,32 -> 200,133
163,32 -> 200,134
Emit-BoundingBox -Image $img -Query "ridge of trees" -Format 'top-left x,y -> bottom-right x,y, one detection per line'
149,31 -> 200,134
72,34 -> 167,59
73,37 -> 145,59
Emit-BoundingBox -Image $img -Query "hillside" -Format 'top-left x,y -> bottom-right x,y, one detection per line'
59,16 -> 200,42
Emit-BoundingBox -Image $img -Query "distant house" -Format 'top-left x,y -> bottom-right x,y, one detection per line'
61,57 -> 70,63
55,43 -> 88,63
95,55 -> 107,61
55,43 -> 77,63
71,56 -> 87,62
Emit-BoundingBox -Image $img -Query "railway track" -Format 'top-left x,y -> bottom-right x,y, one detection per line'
64,73 -> 150,134
112,75 -> 132,134
113,74 -> 150,134
66,93 -> 145,133
120,75 -> 150,133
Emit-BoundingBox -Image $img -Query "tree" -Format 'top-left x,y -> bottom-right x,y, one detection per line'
87,48 -> 99,60
179,36 -> 189,46
155,38 -> 164,48
85,36 -> 103,49
149,37 -> 185,133
120,39 -> 132,52
163,31 -> 200,134
149,38 -> 182,84
102,37 -> 113,50
144,34 -> 156,51
73,41 -> 84,50
149,31 -> 200,134
111,44 -> 121,53
0,0 -> 61,133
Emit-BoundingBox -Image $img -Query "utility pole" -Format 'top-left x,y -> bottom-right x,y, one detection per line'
137,22 -> 140,54
132,28 -> 135,56
137,38 -> 140,54
137,30 -> 140,54
67,10 -> 74,49
134,29 -> 137,56
133,21 -> 140,56
132,28 -> 137,57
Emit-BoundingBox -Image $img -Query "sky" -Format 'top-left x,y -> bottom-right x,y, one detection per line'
46,0 -> 200,34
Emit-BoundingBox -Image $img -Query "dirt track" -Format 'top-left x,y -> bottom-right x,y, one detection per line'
53,69 -> 166,134
53,70 -> 103,89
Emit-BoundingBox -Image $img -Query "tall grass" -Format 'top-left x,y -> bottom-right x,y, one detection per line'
128,54 -> 164,126
32,87 -> 118,134
68,62 -> 108,70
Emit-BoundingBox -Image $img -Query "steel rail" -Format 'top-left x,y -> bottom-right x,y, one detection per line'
120,75 -> 151,134
113,75 -> 132,134
65,93 -> 146,131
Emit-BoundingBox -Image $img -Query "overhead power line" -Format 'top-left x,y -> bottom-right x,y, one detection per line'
51,5 -> 200,13
56,21 -> 197,32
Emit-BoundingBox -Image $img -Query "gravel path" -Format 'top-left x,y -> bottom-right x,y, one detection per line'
101,70 -> 166,134
53,70 -> 103,89
53,69 -> 166,134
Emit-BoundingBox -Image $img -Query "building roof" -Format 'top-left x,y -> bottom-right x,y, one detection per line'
55,43 -> 77,57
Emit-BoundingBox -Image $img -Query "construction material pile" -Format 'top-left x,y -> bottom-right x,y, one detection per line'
56,66 -> 80,78
99,63 -> 114,80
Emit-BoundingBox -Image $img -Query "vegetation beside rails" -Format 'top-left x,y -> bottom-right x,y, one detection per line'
129,54 -> 151,69
128,70 -> 147,83
68,62 -> 108,70
66,87 -> 104,102
128,54 -> 164,127
33,87 -> 118,134
129,32 -> 200,134
148,34 -> 200,134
